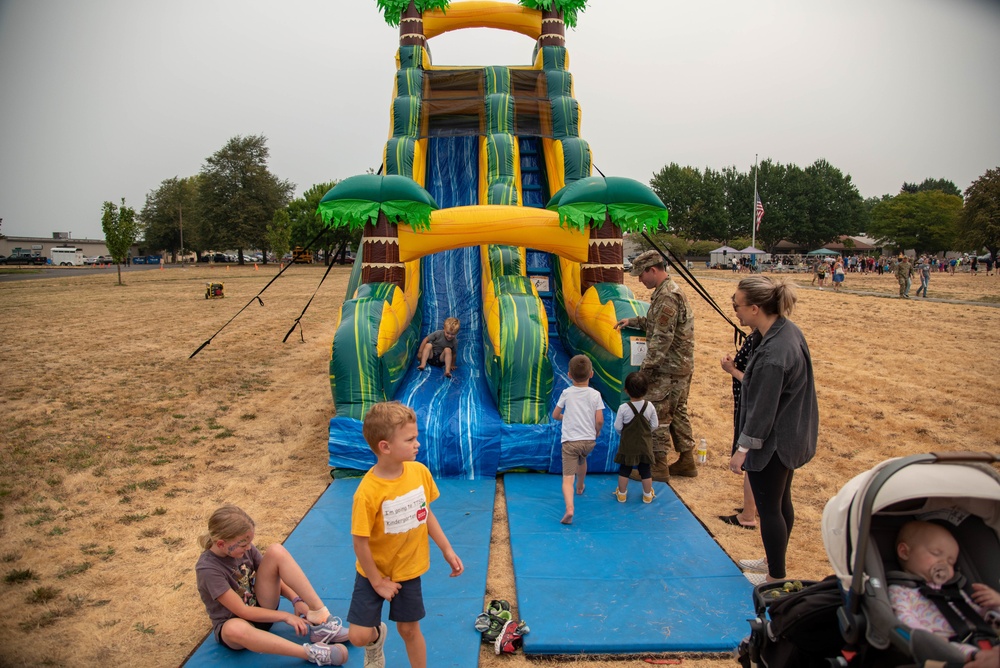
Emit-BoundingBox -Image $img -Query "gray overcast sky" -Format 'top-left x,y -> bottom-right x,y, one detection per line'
1,0 -> 998,240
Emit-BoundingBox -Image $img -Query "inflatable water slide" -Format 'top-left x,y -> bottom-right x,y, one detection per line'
323,1 -> 669,479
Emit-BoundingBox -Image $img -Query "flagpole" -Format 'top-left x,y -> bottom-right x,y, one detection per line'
752,153 -> 758,251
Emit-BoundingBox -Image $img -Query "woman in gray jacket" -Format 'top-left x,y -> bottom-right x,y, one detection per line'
728,276 -> 818,584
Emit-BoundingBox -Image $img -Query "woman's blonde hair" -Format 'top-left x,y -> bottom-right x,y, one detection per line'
198,505 -> 255,550
738,275 -> 797,317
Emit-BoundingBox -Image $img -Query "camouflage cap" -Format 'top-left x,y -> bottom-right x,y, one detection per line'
630,249 -> 666,276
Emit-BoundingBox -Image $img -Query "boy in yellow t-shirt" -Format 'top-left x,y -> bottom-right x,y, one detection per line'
346,401 -> 464,668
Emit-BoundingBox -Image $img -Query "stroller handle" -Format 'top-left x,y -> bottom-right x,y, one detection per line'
930,451 -> 999,464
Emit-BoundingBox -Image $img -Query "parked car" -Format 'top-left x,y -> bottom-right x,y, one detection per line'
1,253 -> 46,265
83,256 -> 99,265
623,258 -> 633,271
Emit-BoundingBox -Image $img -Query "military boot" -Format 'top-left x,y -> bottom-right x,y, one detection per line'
668,449 -> 698,477
650,455 -> 670,483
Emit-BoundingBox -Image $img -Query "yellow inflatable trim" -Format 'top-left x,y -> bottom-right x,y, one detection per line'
423,1 -> 541,40
397,206 -> 588,263
375,259 -> 421,356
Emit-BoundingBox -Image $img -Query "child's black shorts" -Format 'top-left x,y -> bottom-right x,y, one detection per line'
347,572 -> 425,626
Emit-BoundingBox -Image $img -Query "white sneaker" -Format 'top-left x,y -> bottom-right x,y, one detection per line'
738,557 -> 768,572
305,642 -> 348,666
364,622 -> 387,668
744,572 -> 767,586
310,616 -> 349,644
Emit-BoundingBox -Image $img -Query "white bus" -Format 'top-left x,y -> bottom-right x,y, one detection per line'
50,246 -> 85,266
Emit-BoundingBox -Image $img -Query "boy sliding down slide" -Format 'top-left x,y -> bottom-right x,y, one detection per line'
417,317 -> 459,378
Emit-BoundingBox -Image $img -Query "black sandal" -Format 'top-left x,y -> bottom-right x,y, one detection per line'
719,514 -> 757,530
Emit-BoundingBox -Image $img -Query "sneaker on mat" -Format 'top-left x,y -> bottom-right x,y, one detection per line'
494,620 -> 524,655
310,616 -> 349,644
305,642 -> 348,666
481,614 -> 507,644
738,557 -> 768,572
744,572 -> 767,586
614,488 -> 627,503
364,622 -> 387,668
642,489 -> 655,504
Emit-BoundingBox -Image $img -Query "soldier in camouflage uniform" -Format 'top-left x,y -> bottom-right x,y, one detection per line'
615,250 -> 696,481
894,255 -> 913,299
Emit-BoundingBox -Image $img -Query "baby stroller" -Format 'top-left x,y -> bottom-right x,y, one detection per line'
738,452 -> 1000,667
822,451 -> 1000,666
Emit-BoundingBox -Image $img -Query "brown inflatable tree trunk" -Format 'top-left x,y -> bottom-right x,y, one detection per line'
580,212 -> 624,292
399,1 -> 424,47
361,211 -> 406,290
538,8 -> 565,48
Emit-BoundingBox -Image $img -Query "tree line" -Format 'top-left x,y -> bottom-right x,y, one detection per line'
133,134 -> 999,263
648,159 -> 1000,258
138,134 -> 359,264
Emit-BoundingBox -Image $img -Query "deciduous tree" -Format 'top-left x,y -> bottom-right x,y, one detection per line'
140,176 -> 201,261
101,198 -> 138,285
197,135 -> 293,262
958,167 -> 1000,258
868,190 -> 962,255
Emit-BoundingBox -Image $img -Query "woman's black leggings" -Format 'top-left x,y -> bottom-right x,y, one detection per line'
618,463 -> 652,480
746,455 -> 795,579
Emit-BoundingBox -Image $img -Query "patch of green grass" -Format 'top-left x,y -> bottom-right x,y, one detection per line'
125,444 -> 157,454
162,536 -> 184,549
139,527 -> 164,538
56,562 -> 92,579
153,507 -> 167,516
214,429 -> 235,439
80,544 -> 115,560
240,413 -> 257,421
5,568 -> 39,584
48,526 -> 67,536
134,622 -> 157,635
2,552 -> 21,563
206,418 -> 223,430
118,513 -> 149,525
19,606 -> 75,631
138,478 -> 163,492
150,456 -> 172,466
171,414 -> 186,419
189,425 -> 202,433
45,476 -> 63,487
26,586 -> 62,604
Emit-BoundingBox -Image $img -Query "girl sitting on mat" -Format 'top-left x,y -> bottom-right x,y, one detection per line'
195,505 -> 349,666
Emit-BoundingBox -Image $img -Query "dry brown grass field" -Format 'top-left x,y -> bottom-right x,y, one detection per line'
0,263 -> 997,668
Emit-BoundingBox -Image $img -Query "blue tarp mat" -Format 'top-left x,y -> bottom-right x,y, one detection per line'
504,473 -> 754,655
184,478 -> 494,667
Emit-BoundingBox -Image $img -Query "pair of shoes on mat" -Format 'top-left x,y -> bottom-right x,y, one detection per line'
744,572 -> 767,586
363,622 -> 387,668
739,557 -> 768,572
305,642 -> 348,666
310,616 -> 349,644
719,514 -> 757,530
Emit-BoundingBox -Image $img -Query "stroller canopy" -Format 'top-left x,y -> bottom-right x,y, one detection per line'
822,456 -> 1000,591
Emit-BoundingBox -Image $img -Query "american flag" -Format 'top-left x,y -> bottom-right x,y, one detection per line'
754,193 -> 765,230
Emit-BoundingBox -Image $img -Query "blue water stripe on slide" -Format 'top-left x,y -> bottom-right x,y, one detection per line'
504,473 -> 754,655
184,478 -> 493,667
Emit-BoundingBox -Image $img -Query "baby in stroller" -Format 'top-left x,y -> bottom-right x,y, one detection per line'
888,520 -> 1000,660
